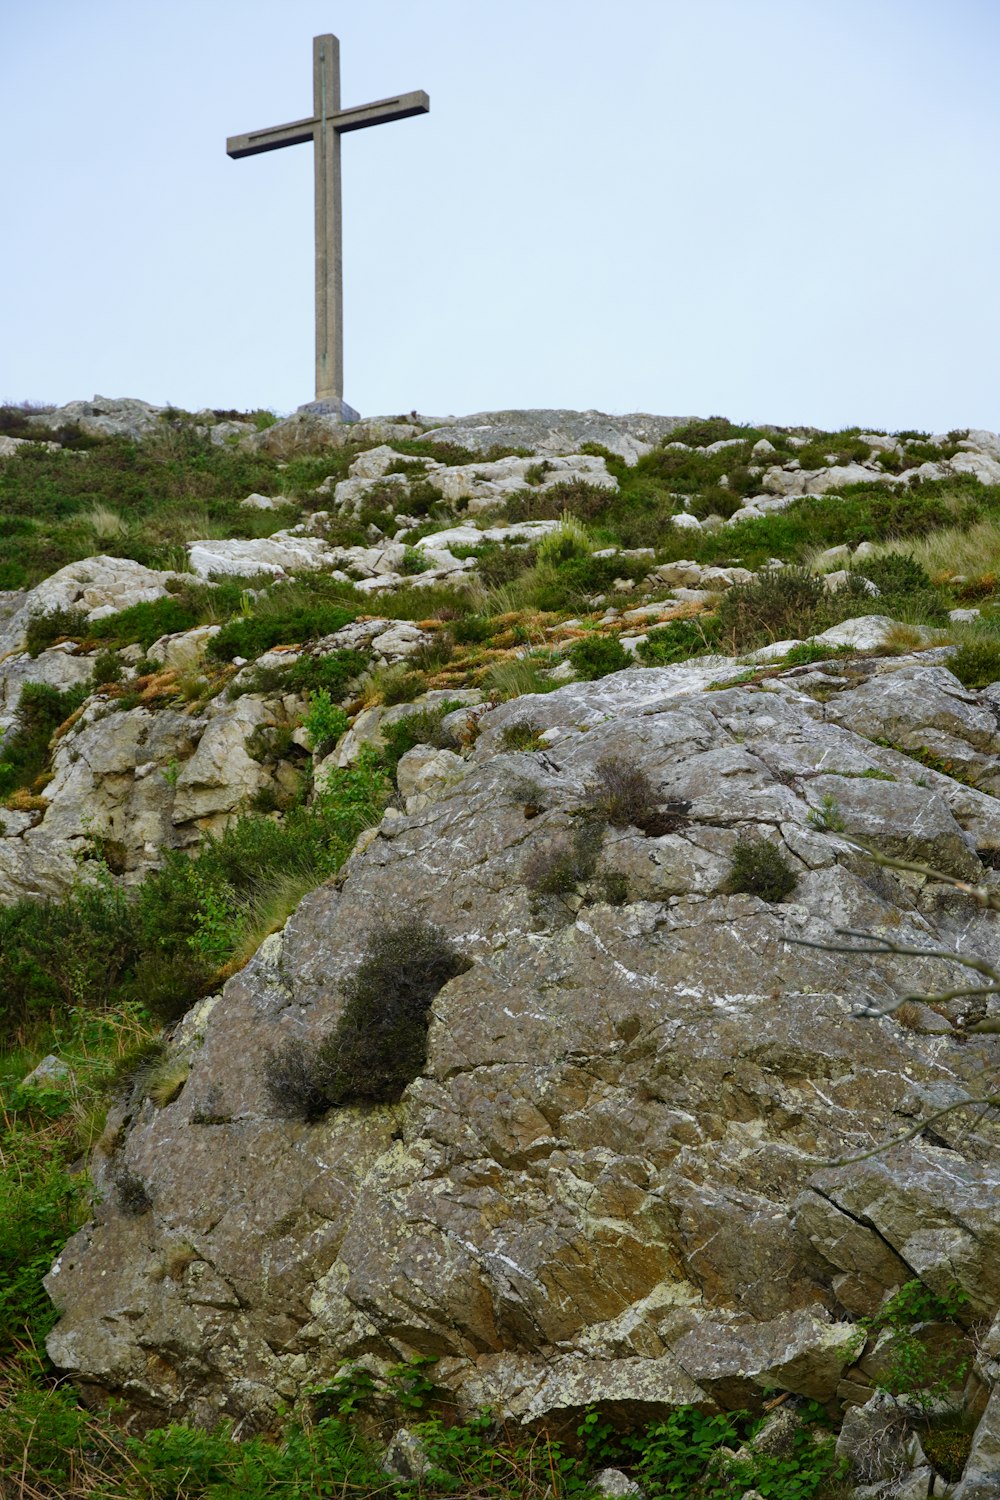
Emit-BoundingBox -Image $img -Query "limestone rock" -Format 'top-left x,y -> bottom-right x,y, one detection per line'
0,646 -> 95,734
147,626 -> 221,674
0,826 -> 83,904
187,531 -> 334,579
26,395 -> 165,441
419,409 -> 697,465
171,697 -> 279,825
44,667 -> 1000,1430
382,1427 -> 431,1481
0,556 -> 190,656
835,1391 -> 927,1487
957,1385 -> 1000,1498
592,1468 -> 643,1497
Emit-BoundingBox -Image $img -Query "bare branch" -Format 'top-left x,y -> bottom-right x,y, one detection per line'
822,1095 -> 1000,1167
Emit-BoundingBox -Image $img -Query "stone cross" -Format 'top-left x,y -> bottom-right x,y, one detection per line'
227,35 -> 429,418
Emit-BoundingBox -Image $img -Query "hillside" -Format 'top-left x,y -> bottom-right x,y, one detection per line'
1,397 -> 999,1499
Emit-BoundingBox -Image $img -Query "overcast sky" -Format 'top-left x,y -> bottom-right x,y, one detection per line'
3,0 -> 998,431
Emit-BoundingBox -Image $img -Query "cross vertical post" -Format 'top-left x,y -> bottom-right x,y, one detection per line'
313,35 -> 342,405
226,35 -> 429,418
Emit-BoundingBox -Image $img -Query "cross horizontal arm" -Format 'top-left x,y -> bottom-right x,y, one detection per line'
332,90 -> 430,133
227,115 -> 317,159
226,91 -> 429,159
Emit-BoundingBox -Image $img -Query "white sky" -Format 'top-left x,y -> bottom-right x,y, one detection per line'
3,0 -> 998,431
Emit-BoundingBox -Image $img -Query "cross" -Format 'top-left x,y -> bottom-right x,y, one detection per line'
227,35 -> 429,417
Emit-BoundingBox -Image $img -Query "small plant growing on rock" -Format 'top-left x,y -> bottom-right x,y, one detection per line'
591,756 -> 657,831
808,794 -> 846,832
112,1166 -> 152,1216
523,817 -> 605,907
263,919 -> 471,1119
726,833 -> 798,902
591,756 -> 691,837
499,718 -> 545,753
569,634 -> 630,680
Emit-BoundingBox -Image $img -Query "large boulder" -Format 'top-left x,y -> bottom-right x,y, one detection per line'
419,410 -> 697,465
26,395 -> 166,442
45,666 -> 1000,1432
0,556 -> 189,657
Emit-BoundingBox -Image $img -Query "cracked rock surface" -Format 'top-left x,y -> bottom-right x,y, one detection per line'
45,665 -> 1000,1433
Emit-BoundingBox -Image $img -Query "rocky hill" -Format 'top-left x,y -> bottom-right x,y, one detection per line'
2,398 -> 1000,1498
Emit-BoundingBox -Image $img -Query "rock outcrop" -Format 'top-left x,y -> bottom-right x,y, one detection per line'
45,660 -> 1000,1438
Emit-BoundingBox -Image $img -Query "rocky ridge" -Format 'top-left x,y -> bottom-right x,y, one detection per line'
3,401 -> 1000,1496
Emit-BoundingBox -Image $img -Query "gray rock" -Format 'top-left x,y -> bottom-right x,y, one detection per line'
0,556 -> 192,656
592,1468 -> 644,1496
20,1054 -> 71,1088
382,1426 -> 431,1481
43,669 -> 1000,1430
420,409 -> 697,465
26,395 -> 165,442
955,1385 -> 1000,1497
836,1392 -> 926,1486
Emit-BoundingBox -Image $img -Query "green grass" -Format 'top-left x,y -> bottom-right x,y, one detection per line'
0,429 -> 357,588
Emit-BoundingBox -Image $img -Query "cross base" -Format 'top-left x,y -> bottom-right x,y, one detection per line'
296,397 -> 361,423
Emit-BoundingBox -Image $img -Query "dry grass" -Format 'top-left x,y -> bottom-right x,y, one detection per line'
866,517 -> 1000,586
81,503 -> 127,540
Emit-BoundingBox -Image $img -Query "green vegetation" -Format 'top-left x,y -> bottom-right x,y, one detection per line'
0,424 -> 356,589
207,599 -> 357,661
638,615 -> 721,664
0,1352 -> 848,1499
569,633 -> 631,679
264,919 -> 471,1118
863,1280 -> 971,1410
0,680 -> 91,797
726,833 -> 799,901
5,411 -> 1000,1497
950,633 -> 1000,688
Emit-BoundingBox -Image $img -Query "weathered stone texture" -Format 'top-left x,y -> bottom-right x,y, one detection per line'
44,671 -> 1000,1435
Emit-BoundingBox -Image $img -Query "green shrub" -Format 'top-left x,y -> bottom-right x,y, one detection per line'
0,872 -> 138,1042
264,920 -> 471,1117
717,566 -> 824,651
795,430 -> 873,469
24,607 -> 88,656
90,594 -> 199,651
852,551 -> 930,595
401,545 -> 431,575
380,702 -> 463,776
638,616 -> 721,665
230,647 -> 366,703
0,680 -> 89,797
726,833 -> 798,901
523,817 -> 605,905
380,669 -> 426,705
302,691 -> 349,755
950,636 -> 1000,689
207,603 -> 356,661
665,417 -> 769,447
476,545 -> 536,589
90,648 -> 125,686
569,634 -> 631,679
0,1131 -> 80,1350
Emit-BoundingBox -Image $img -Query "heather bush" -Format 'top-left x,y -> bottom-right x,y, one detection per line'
726,833 -> 798,901
569,633 -> 630,679
717,566 -> 824,651
264,919 -> 471,1117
